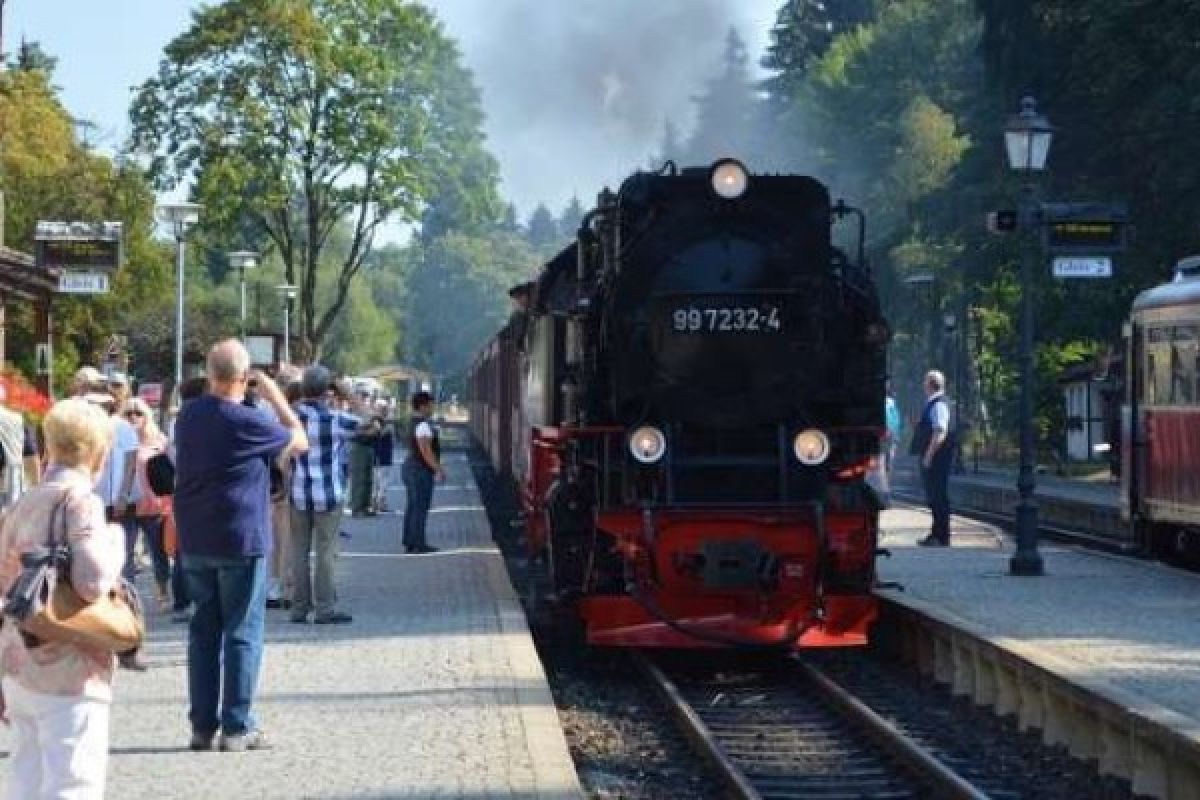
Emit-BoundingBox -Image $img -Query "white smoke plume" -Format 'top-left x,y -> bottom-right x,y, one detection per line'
430,0 -> 778,215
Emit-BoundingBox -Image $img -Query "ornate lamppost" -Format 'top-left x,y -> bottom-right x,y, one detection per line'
1004,95 -> 1054,576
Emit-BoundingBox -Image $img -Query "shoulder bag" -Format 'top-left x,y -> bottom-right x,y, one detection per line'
2,490 -> 145,654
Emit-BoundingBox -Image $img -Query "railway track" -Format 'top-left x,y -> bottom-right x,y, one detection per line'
636,653 -> 995,800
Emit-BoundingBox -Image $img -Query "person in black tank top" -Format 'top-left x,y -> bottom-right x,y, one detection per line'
402,391 -> 443,554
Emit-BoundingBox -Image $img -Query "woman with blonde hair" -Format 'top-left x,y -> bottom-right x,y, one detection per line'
123,396 -> 173,612
0,397 -> 126,798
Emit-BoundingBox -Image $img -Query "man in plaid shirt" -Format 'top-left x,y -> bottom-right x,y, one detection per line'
288,366 -> 376,624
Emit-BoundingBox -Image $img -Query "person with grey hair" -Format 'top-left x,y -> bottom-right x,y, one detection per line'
909,369 -> 954,546
288,366 -> 375,625
174,339 -> 308,752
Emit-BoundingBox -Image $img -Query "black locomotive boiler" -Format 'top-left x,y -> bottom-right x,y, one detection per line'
469,159 -> 890,648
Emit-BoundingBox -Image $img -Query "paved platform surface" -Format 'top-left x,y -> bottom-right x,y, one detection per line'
879,506 -> 1200,725
895,460 -> 1119,507
0,450 -> 582,800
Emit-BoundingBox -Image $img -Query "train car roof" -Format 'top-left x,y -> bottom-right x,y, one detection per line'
1133,276 -> 1200,313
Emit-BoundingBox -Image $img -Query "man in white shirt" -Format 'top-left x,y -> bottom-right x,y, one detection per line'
73,368 -> 140,577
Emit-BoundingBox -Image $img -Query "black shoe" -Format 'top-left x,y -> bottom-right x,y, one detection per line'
118,650 -> 149,671
266,597 -> 284,609
918,534 -> 949,547
415,545 -> 440,554
314,611 -> 353,624
190,730 -> 216,751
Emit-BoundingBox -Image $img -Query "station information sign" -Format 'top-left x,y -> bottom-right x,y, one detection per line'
35,221 -> 124,271
1040,202 -> 1128,255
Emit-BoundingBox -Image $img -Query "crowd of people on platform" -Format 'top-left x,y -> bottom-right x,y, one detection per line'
0,338 -> 443,798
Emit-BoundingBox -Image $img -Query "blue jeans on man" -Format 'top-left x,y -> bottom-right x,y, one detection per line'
183,554 -> 267,736
402,460 -> 434,551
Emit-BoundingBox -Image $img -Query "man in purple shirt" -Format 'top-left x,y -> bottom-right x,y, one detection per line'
174,340 -> 308,752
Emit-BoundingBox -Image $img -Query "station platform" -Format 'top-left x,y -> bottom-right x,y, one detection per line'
893,460 -> 1127,545
0,450 -> 582,799
877,506 -> 1200,796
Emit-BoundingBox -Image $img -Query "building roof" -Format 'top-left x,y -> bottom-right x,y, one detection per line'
0,246 -> 59,299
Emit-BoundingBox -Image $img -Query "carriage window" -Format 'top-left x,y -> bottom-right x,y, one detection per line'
1172,326 -> 1198,403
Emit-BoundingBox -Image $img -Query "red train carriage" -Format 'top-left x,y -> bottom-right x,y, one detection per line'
1123,255 -> 1200,563
470,159 -> 890,649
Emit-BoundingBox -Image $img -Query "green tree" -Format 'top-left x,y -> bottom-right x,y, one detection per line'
130,0 -> 492,361
684,27 -> 760,165
403,231 -> 536,385
0,59 -> 172,384
557,196 -> 585,238
526,204 -> 560,251
761,0 -> 877,101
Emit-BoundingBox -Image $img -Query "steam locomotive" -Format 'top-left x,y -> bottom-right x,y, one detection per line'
468,159 -> 889,648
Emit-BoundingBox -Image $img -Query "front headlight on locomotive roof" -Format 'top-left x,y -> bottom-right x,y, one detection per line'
629,426 -> 667,464
710,158 -> 749,200
793,429 -> 831,466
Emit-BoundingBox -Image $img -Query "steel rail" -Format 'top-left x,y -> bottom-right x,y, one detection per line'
639,652 -> 993,800
632,653 -> 762,800
793,659 -> 990,800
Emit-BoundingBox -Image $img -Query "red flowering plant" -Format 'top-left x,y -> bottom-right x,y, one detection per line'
0,367 -> 52,425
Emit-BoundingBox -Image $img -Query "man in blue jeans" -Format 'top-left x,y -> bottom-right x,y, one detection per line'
174,340 -> 308,752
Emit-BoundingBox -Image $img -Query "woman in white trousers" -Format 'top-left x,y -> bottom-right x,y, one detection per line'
0,398 -> 127,799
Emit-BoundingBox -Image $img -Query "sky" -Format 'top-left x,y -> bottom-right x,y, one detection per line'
6,0 -> 780,221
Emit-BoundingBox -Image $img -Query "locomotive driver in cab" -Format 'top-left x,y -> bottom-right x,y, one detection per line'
911,370 -> 955,547
401,391 -> 445,554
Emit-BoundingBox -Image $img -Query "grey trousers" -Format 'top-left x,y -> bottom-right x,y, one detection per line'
289,508 -> 341,616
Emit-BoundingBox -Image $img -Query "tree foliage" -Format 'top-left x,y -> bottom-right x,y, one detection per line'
130,0 -> 493,361
0,60 -> 172,388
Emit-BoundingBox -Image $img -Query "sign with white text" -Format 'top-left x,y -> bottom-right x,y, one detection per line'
58,271 -> 110,294
1053,256 -> 1112,278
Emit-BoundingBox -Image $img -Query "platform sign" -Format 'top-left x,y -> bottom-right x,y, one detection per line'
35,221 -> 123,271
1053,256 -> 1112,278
58,271 -> 110,294
1041,202 -> 1128,255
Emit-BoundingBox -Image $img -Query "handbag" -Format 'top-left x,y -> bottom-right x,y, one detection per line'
2,490 -> 145,654
146,451 -> 175,497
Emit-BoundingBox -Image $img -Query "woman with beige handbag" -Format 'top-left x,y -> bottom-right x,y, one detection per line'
0,398 -> 127,799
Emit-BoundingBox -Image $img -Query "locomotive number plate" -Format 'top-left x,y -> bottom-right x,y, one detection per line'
670,304 -> 782,334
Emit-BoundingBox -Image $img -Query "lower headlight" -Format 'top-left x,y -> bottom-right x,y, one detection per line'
629,426 -> 667,464
793,429 -> 830,465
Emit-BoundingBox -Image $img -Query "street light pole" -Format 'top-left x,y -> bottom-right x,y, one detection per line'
227,251 -> 259,342
1004,96 -> 1054,577
175,233 -> 185,393
158,203 -> 203,402
276,284 -> 298,365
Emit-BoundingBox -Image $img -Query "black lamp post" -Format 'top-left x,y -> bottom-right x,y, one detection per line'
1004,95 -> 1053,576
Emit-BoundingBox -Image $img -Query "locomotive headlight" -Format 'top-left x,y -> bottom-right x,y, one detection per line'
793,429 -> 831,466
710,158 -> 749,199
629,426 -> 667,464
